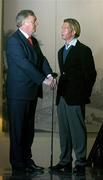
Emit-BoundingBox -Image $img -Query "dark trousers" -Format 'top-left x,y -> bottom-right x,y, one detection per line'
57,97 -> 87,166
7,98 -> 37,168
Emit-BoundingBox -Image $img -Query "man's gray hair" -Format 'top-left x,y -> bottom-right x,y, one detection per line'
16,10 -> 36,27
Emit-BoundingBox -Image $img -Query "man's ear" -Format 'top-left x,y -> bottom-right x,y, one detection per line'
72,30 -> 76,36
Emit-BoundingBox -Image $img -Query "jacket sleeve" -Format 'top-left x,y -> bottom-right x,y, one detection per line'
82,47 -> 97,97
6,36 -> 46,85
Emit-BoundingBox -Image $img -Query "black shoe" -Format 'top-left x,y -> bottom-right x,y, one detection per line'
73,165 -> 85,175
49,163 -> 72,172
64,164 -> 72,172
26,160 -> 44,172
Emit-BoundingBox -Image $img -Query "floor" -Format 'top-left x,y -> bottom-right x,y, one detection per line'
0,131 -> 103,179
1,167 -> 103,180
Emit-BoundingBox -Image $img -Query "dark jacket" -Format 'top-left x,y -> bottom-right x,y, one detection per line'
6,29 -> 52,100
56,40 -> 97,105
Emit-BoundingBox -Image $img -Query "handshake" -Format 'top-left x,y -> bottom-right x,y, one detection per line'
43,72 -> 58,88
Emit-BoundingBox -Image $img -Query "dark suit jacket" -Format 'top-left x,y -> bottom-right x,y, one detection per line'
6,29 -> 52,100
56,40 -> 97,105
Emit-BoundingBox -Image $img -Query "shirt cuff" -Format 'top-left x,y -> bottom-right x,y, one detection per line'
47,74 -> 52,78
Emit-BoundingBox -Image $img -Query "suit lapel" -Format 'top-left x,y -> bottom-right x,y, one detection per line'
64,45 -> 74,65
59,45 -> 74,68
58,46 -> 64,71
16,30 -> 38,64
59,41 -> 81,72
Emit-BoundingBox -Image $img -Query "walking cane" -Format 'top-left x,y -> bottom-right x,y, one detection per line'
50,73 -> 58,168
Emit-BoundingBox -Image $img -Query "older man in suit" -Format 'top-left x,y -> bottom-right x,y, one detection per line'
50,18 -> 97,174
6,10 -> 56,173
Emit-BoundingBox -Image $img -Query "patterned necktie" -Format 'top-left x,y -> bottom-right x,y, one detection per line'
63,45 -> 72,64
28,36 -> 33,45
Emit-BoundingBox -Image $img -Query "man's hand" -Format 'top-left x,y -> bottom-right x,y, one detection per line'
43,78 -> 53,86
43,75 -> 57,88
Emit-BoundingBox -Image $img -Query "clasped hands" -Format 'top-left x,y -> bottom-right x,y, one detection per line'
43,75 -> 57,89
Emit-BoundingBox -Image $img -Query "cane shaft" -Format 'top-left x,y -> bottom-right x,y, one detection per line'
50,87 -> 55,168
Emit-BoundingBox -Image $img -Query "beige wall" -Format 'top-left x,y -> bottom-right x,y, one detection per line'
3,0 -> 103,72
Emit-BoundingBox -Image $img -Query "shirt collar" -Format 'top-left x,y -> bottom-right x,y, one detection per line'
69,38 -> 77,46
19,28 -> 29,39
65,38 -> 77,50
